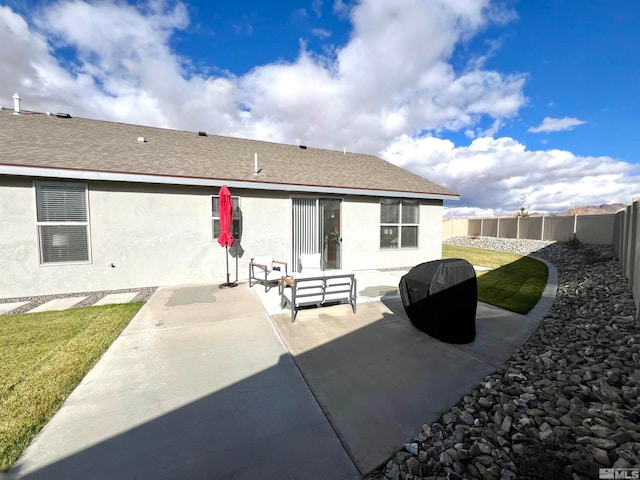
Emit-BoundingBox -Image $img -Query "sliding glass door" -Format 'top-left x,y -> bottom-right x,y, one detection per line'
319,198 -> 341,269
292,197 -> 342,271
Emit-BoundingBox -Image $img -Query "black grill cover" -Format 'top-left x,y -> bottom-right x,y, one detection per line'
399,258 -> 477,344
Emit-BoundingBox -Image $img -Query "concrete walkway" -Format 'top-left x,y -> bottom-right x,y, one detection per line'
8,283 -> 360,480
8,262 -> 557,479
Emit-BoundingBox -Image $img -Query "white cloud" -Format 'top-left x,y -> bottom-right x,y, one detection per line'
311,28 -> 331,39
333,0 -> 351,19
528,116 -> 587,133
227,0 -> 527,152
0,0 -> 635,215
381,135 -> 638,216
0,2 -> 246,132
444,206 -> 496,218
292,8 -> 310,21
312,0 -> 324,17
0,6 -> 76,103
0,0 -> 527,148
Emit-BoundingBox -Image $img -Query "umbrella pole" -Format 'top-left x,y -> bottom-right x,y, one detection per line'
220,244 -> 238,288
226,245 -> 230,284
224,245 -> 230,285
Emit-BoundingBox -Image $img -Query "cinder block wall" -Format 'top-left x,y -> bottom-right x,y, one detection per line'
441,218 -> 469,240
443,214 -> 616,244
443,198 -> 639,320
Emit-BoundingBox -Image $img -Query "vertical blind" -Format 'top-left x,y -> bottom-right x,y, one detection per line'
292,197 -> 319,271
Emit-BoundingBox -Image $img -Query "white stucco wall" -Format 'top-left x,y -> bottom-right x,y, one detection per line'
340,197 -> 443,271
0,177 -> 444,298
233,191 -> 291,278
1,179 -> 226,297
0,178 -> 37,293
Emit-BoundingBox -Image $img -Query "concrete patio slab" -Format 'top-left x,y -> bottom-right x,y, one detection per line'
9,283 -> 359,480
92,292 -> 139,306
9,258 -> 557,479
29,297 -> 86,313
243,260 -> 557,474
268,296 -> 543,474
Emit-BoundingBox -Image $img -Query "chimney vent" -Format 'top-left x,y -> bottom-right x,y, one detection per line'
12,93 -> 21,114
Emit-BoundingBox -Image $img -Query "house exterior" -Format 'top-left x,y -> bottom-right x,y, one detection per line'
0,100 -> 459,298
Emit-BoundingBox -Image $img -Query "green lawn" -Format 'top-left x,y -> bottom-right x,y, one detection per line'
0,303 -> 143,471
442,244 -> 548,314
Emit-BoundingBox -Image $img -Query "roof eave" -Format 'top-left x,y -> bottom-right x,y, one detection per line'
0,164 -> 460,201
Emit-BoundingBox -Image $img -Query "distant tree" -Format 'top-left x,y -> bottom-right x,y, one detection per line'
517,195 -> 530,217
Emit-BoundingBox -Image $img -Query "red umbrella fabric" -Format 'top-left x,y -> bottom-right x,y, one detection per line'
217,185 -> 235,248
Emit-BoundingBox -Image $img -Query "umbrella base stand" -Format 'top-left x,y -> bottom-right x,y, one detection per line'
219,245 -> 238,288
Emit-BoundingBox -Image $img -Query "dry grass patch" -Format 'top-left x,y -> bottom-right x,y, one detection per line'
0,303 -> 143,471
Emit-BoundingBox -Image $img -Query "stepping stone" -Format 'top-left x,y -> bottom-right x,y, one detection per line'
30,297 -> 86,313
0,301 -> 28,315
474,265 -> 492,271
93,292 -> 139,306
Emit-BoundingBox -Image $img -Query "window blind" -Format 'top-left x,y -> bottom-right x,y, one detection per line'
36,183 -> 90,264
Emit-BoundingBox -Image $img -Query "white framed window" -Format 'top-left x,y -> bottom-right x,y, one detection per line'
380,199 -> 419,249
212,196 -> 241,240
35,182 -> 91,264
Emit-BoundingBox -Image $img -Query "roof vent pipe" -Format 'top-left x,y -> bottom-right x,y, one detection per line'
12,93 -> 21,114
253,153 -> 262,176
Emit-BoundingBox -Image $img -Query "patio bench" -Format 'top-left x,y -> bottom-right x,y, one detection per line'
279,270 -> 357,323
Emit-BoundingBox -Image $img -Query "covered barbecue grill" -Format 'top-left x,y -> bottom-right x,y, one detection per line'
399,258 -> 477,344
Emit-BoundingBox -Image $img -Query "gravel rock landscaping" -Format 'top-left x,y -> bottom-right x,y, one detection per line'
378,237 -> 639,480
0,287 -> 157,315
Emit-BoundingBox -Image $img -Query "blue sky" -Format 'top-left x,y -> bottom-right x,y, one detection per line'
1,0 -> 638,215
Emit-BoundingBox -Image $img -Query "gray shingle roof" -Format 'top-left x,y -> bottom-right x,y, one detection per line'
0,108 -> 458,199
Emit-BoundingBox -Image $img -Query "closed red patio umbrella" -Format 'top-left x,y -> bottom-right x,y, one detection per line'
217,185 -> 237,288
